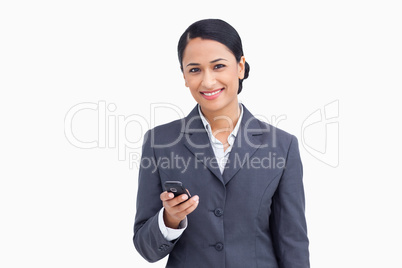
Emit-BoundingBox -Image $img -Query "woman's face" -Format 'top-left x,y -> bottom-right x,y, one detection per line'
181,37 -> 245,114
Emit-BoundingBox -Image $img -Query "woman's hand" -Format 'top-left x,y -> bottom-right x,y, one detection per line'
160,191 -> 199,229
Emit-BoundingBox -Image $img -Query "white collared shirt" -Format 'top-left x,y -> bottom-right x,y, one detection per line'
158,103 -> 244,241
198,103 -> 244,174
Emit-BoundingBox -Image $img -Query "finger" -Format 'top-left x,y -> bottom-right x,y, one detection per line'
176,195 -> 199,212
176,196 -> 199,218
164,193 -> 191,213
183,199 -> 199,214
167,193 -> 189,206
165,195 -> 199,221
160,191 -> 175,202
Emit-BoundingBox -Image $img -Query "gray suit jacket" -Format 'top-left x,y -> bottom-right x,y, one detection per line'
133,104 -> 309,268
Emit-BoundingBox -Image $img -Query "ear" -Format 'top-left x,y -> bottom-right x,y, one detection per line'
238,56 -> 246,80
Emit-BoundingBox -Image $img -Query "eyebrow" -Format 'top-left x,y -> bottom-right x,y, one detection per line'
185,58 -> 228,68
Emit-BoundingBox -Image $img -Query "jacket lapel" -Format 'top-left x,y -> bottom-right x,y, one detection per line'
222,105 -> 264,185
182,106 -> 224,184
181,104 -> 265,186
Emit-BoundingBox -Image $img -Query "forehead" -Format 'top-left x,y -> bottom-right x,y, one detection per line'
182,37 -> 235,64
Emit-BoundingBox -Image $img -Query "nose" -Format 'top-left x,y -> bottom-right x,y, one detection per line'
201,70 -> 216,89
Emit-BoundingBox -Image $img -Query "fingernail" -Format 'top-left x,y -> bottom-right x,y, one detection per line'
182,195 -> 188,200
193,196 -> 199,202
168,193 -> 174,198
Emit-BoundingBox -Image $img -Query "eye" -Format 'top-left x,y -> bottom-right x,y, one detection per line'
214,64 -> 226,69
189,68 -> 200,73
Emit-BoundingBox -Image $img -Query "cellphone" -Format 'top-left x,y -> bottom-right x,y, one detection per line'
164,181 -> 191,198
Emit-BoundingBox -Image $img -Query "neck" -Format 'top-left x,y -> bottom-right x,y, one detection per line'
200,101 -> 241,134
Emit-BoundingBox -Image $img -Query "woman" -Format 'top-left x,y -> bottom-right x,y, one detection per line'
133,19 -> 309,268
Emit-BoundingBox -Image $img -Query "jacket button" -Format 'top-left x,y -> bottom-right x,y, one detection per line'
215,242 -> 224,251
214,208 -> 223,217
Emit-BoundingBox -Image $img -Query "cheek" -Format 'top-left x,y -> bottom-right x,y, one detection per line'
222,69 -> 240,88
185,77 -> 200,90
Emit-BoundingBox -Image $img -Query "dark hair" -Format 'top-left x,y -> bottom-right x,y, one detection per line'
178,19 -> 250,94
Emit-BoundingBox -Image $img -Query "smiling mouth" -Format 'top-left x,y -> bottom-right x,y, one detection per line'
201,88 -> 224,96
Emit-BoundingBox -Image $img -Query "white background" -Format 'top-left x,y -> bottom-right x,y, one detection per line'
1,1 -> 401,267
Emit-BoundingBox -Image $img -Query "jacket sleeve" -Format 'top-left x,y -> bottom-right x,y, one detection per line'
270,135 -> 310,268
133,130 -> 180,262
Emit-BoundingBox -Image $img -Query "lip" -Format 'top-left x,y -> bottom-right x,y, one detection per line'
200,88 -> 224,100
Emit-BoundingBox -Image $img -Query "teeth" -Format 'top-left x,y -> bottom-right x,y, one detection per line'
204,89 -> 222,96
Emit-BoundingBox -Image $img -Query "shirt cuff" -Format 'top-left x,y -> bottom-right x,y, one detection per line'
158,207 -> 187,241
